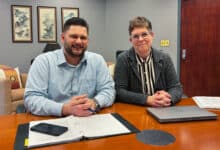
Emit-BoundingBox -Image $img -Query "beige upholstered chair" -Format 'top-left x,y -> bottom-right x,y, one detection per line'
0,65 -> 27,115
107,62 -> 115,78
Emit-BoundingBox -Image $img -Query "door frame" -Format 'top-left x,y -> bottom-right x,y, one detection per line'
177,0 -> 182,80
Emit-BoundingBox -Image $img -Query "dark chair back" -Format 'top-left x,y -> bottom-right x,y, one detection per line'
43,43 -> 61,53
116,50 -> 125,60
31,43 -> 61,65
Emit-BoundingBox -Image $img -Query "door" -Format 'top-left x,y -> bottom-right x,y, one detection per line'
180,0 -> 220,97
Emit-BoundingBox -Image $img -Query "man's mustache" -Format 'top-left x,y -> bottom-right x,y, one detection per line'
72,44 -> 83,48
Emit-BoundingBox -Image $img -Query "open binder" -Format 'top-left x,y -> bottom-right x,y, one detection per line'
14,113 -> 139,149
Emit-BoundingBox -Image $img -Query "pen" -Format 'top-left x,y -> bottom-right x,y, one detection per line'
88,108 -> 96,113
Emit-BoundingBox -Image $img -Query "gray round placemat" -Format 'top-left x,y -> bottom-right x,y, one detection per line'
136,130 -> 175,146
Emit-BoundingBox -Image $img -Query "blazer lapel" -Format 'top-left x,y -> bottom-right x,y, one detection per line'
152,49 -> 163,85
154,61 -> 162,84
128,48 -> 141,81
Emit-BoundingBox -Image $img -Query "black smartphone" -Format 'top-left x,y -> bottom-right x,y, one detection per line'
30,123 -> 68,136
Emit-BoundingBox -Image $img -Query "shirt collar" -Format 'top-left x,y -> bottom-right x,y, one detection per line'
135,49 -> 152,64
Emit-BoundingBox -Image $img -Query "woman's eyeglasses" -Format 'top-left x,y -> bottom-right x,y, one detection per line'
131,32 -> 151,40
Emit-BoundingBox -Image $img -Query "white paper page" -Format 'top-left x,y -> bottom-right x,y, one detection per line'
28,116 -> 83,148
74,114 -> 130,138
193,96 -> 220,109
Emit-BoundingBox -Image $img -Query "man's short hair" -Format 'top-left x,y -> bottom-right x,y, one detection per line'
63,17 -> 89,34
128,16 -> 152,35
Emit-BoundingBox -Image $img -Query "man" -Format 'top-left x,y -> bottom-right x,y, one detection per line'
24,17 -> 115,116
114,16 -> 182,107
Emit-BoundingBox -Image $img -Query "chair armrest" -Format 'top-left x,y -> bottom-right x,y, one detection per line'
0,79 -> 12,114
16,104 -> 26,114
20,73 -> 27,87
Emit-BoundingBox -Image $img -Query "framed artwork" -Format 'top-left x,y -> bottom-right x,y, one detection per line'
61,7 -> 79,30
37,6 -> 57,42
11,5 -> 32,43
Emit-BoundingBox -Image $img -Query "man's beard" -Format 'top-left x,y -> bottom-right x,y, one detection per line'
64,42 -> 87,58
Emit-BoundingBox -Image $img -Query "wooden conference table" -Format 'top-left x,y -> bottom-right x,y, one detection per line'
1,98 -> 220,150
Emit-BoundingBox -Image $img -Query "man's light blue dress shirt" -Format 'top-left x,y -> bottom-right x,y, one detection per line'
24,49 -> 115,116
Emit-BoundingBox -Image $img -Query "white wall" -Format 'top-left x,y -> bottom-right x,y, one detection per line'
105,0 -> 179,70
0,0 -> 106,72
0,0 -> 179,73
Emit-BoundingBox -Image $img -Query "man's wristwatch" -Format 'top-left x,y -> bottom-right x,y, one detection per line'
93,99 -> 101,112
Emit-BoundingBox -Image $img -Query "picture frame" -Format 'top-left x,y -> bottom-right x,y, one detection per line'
37,6 -> 57,43
11,5 -> 32,43
61,7 -> 79,30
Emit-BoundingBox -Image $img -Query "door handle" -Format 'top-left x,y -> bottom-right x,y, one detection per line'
182,49 -> 186,60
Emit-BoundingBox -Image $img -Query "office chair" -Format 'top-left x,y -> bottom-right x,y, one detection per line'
31,43 -> 61,64
42,43 -> 61,53
116,50 -> 125,60
16,104 -> 26,113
